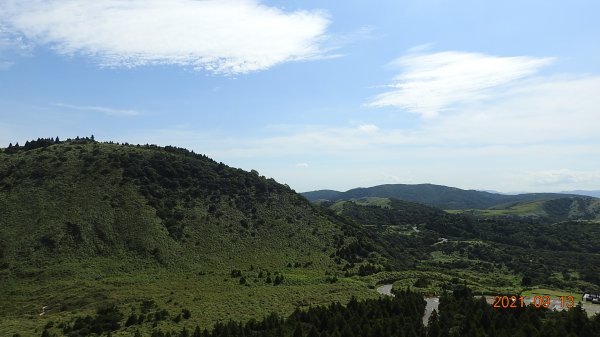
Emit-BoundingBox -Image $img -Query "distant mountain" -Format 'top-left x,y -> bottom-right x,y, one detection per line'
302,189 -> 342,201
561,190 -> 600,198
302,183 -> 588,209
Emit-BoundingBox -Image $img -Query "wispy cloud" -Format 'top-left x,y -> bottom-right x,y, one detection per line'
368,49 -> 554,118
0,61 -> 13,70
526,169 -> 600,187
295,163 -> 309,168
0,0 -> 330,75
54,103 -> 141,116
357,124 -> 379,133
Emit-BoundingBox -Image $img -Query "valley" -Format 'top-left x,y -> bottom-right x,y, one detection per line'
0,139 -> 599,336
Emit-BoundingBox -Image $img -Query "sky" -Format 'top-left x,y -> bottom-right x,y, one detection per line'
1,0 -> 599,193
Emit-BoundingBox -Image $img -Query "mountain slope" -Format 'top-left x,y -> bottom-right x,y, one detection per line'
302,183 -> 586,209
0,139 -> 386,336
458,197 -> 600,221
0,140 -> 337,268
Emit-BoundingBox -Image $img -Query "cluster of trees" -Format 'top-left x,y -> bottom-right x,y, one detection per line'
3,136 -> 100,154
232,269 -> 285,286
108,145 -> 289,239
57,305 -> 123,337
430,285 -> 600,337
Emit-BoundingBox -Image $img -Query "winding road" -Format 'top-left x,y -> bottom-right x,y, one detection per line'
432,238 -> 448,246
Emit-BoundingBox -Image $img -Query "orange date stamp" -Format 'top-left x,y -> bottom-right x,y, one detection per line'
492,295 -> 575,309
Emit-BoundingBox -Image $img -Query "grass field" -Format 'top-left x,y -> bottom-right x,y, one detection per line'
0,264 -> 378,336
445,200 -> 547,217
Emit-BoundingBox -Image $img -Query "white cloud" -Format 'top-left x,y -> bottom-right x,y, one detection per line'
368,50 -> 554,118
357,124 -> 379,133
54,103 -> 141,116
526,169 -> 600,186
425,75 -> 600,145
295,163 -> 309,168
0,0 -> 330,74
0,61 -> 13,70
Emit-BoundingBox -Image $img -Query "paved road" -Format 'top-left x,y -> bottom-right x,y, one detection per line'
376,284 -> 394,297
422,298 -> 439,326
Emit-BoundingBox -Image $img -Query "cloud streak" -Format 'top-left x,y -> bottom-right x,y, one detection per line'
0,0 -> 330,74
54,103 -> 141,116
368,50 -> 554,118
0,61 -> 13,70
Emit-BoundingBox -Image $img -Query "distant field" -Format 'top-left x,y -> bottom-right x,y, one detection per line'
445,200 -> 547,216
521,288 -> 581,301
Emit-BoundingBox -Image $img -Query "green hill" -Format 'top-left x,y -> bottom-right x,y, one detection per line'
302,184 -> 586,209
0,138 -> 386,336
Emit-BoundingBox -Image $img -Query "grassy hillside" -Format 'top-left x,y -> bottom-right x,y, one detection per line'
0,139 -> 384,336
302,183 -> 587,210
447,197 -> 600,222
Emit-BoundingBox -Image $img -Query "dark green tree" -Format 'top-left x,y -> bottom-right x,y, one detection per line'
307,326 -> 320,337
293,324 -> 304,337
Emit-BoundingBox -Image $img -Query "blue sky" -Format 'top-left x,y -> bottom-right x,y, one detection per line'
1,0 -> 599,193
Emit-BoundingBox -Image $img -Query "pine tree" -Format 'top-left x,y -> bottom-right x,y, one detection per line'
293,324 -> 304,337
193,325 -> 202,337
427,310 -> 441,337
307,326 -> 320,337
126,313 -> 138,326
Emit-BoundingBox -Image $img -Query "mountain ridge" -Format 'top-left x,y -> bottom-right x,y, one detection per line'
302,183 -> 591,209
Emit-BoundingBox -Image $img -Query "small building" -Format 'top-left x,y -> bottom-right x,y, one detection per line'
583,293 -> 600,303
